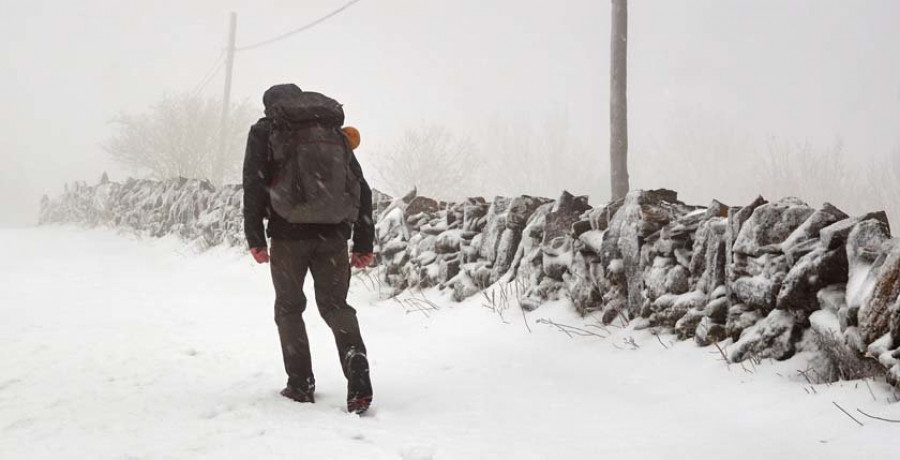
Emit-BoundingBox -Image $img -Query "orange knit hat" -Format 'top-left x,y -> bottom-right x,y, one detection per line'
342,126 -> 361,150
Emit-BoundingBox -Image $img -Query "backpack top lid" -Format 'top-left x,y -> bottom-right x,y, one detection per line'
263,84 -> 344,127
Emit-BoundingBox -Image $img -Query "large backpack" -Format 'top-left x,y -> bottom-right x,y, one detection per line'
266,92 -> 361,224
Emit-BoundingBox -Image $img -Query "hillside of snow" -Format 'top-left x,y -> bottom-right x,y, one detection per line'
2,226 -> 899,459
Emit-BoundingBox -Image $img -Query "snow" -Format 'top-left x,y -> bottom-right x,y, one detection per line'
577,229 -> 605,253
847,263 -> 877,312
2,226 -> 900,459
608,258 -> 624,274
729,309 -> 797,361
810,310 -> 841,336
868,334 -> 898,368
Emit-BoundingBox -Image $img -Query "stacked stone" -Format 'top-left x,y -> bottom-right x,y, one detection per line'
372,190 -> 486,296
41,178 -> 900,385
444,195 -> 549,302
658,201 -> 726,345
567,190 -> 701,326
507,193 -> 580,310
703,194 -> 900,385
40,176 -> 244,249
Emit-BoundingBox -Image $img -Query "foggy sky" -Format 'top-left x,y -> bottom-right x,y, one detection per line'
2,0 -> 899,226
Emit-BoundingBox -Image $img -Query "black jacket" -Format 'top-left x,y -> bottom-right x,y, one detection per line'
242,85 -> 375,253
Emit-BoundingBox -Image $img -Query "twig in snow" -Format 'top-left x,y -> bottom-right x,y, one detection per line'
810,368 -> 831,387
856,408 -> 900,424
832,402 -> 864,427
748,353 -> 763,367
536,318 -> 608,339
653,333 -> 669,350
622,336 -> 640,349
586,323 -> 611,335
481,303 -> 510,324
395,297 -> 430,318
538,318 -> 573,338
797,368 -> 815,386
407,292 -> 440,312
748,357 -> 758,373
712,341 -> 730,370
405,301 -> 431,318
520,303 -> 532,334
616,310 -> 630,328
865,379 -> 877,402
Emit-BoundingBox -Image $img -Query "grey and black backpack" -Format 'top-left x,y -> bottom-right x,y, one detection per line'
266,91 -> 361,224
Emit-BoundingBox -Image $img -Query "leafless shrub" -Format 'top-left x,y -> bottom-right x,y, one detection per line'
476,114 -> 605,200
479,278 -> 532,327
105,93 -> 256,184
352,265 -> 395,300
809,328 -> 886,383
633,105 -> 899,226
369,124 -> 479,200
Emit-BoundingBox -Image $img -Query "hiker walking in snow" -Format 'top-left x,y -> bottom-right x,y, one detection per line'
242,83 -> 375,414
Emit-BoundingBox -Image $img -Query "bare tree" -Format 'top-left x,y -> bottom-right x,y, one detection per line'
370,124 -> 478,200
631,107 -> 760,205
758,137 -> 900,224
104,93 -> 256,185
478,115 -> 606,200
610,0 -> 629,200
759,136 -> 853,203
865,145 -> 900,226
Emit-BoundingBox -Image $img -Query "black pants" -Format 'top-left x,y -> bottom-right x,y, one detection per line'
270,237 -> 367,391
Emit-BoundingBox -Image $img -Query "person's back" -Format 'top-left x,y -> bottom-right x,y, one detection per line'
242,83 -> 375,414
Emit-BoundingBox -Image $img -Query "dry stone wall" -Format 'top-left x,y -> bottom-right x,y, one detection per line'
40,176 -> 245,249
41,177 -> 900,385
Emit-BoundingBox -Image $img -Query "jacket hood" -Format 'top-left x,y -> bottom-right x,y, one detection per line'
262,84 -> 344,126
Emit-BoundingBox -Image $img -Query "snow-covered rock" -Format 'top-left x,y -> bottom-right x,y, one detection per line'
821,211 -> 891,250
776,247 -> 848,313
691,218 -> 728,295
733,197 -> 815,257
42,179 -> 900,387
542,191 -> 591,245
780,203 -> 848,255
507,195 -> 552,230
846,218 -> 892,269
730,309 -> 800,362
732,275 -> 780,312
858,240 -> 900,345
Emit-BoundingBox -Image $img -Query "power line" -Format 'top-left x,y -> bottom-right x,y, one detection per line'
234,0 -> 364,52
194,60 -> 225,96
191,50 -> 226,95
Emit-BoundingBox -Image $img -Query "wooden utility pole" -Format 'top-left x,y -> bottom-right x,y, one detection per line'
610,0 -> 629,200
215,11 -> 237,185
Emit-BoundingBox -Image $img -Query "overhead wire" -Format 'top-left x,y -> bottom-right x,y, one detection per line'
193,61 -> 225,95
235,0 -> 364,52
191,49 -> 227,95
191,0 -> 363,100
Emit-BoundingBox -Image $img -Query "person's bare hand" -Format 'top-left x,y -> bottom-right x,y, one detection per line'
250,247 -> 270,264
350,252 -> 374,269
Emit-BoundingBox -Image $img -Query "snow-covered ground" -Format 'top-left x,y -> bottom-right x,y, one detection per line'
2,227 -> 899,459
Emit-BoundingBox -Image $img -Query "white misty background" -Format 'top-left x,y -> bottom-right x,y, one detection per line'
1,0 -> 898,226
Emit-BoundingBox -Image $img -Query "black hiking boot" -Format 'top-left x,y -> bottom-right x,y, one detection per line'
280,385 -> 315,404
345,351 -> 372,414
